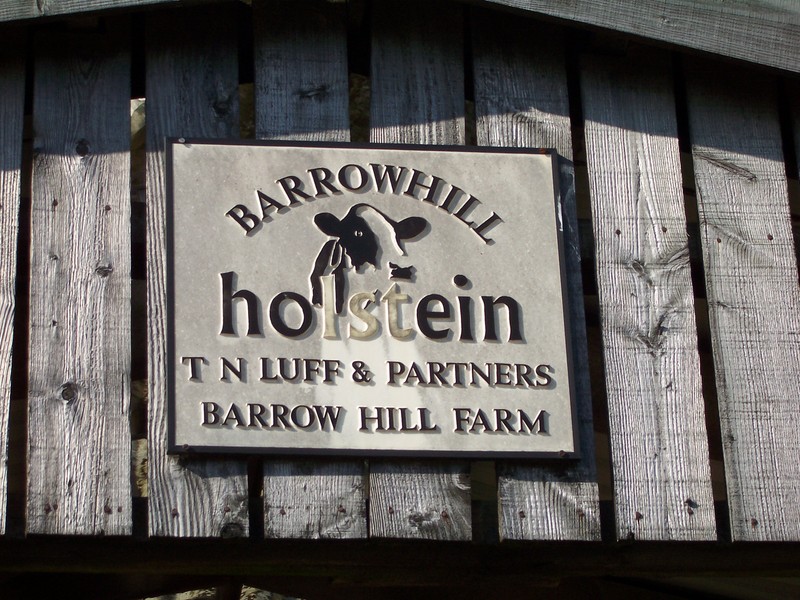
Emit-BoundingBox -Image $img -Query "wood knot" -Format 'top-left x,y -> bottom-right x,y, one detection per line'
518,510 -> 526,519
170,508 -> 179,518
59,382 -> 78,404
635,511 -> 643,522
220,522 -> 245,538
75,139 -> 90,157
388,506 -> 394,515
751,518 -> 759,529
297,84 -> 329,99
95,263 -> 113,277
338,505 -> 347,514
212,98 -> 232,118
440,510 -> 449,520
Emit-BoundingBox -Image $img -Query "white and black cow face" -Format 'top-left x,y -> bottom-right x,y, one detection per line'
309,203 -> 429,314
314,209 -> 380,271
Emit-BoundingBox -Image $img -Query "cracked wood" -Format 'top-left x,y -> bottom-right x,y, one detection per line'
581,48 -> 716,541
686,60 -> 800,541
27,22 -> 132,535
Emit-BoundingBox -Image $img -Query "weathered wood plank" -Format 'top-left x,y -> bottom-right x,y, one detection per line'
792,80 -> 800,192
482,0 -> 800,75
1,0 -> 796,75
0,0 -> 182,22
147,6 -> 248,537
27,22 -> 132,535
685,62 -> 800,541
581,49 -> 716,541
0,31 -> 26,537
471,12 -> 600,541
253,0 -> 367,539
368,0 -> 471,540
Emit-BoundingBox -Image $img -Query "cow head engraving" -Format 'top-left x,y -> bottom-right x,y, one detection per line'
310,203 -> 429,314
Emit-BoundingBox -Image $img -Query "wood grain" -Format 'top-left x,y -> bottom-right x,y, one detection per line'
368,0 -> 471,540
146,6 -> 248,537
27,23 -> 132,535
253,0 -> 367,539
581,49 -> 716,540
0,32 -> 26,536
685,62 -> 800,541
0,0 -> 182,22
369,1 -> 465,146
483,0 -> 800,75
471,12 -> 600,541
0,0 -> 796,74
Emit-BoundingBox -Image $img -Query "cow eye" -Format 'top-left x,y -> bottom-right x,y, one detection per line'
354,230 -> 363,237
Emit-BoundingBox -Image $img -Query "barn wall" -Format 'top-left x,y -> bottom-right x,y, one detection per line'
0,0 -> 799,575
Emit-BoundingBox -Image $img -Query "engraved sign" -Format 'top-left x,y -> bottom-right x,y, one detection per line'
167,140 -> 577,457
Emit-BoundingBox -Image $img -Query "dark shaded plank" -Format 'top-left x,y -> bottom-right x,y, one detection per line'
0,31 -> 26,536
27,22 -> 132,535
471,12 -> 600,541
482,0 -> 800,75
368,0 -> 471,540
253,0 -> 367,539
685,62 -> 800,541
147,6 -> 248,537
581,48 -> 716,540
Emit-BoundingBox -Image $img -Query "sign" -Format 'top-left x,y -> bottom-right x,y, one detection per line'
167,140 -> 577,457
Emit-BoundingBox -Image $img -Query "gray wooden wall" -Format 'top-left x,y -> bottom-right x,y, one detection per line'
1,0 -> 799,545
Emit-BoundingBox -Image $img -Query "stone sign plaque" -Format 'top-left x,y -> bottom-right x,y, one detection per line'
167,140 -> 577,457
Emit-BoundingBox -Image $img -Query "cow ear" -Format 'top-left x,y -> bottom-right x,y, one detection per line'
314,213 -> 343,236
394,216 -> 428,240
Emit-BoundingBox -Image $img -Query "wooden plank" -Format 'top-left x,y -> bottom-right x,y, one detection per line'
792,80 -> 800,189
481,0 -> 800,75
1,0 -> 797,75
685,62 -> 800,541
147,5 -> 248,537
0,31 -> 26,536
580,49 -> 716,541
471,12 -> 600,541
368,0 -> 471,540
0,0 -> 182,22
253,0 -> 367,539
27,22 -> 132,535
